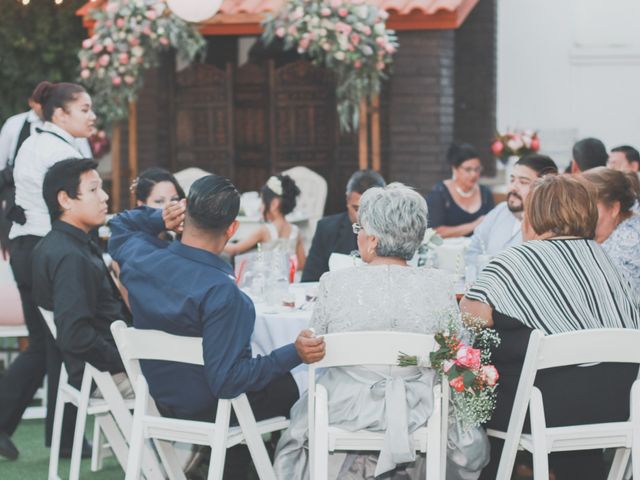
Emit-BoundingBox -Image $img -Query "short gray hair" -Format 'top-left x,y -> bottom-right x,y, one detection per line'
358,183 -> 428,260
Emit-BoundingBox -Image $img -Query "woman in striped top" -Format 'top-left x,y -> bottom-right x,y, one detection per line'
460,175 -> 640,480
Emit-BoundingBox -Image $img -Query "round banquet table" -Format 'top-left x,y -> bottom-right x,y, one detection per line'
250,302 -> 314,395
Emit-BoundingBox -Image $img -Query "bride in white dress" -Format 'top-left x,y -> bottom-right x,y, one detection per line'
273,183 -> 489,479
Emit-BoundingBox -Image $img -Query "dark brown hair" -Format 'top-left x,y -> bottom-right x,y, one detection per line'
30,81 -> 53,104
525,175 -> 597,239
582,167 -> 640,214
40,82 -> 87,121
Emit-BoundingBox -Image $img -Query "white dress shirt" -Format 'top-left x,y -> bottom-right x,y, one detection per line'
465,201 -> 522,266
0,110 -> 92,172
10,122 -> 87,239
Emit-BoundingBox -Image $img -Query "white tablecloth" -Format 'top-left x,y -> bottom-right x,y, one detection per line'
250,303 -> 314,395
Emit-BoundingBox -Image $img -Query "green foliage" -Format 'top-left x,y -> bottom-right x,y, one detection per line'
0,0 -> 87,123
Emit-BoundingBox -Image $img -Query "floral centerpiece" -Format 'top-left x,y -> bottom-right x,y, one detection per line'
78,0 -> 206,125
491,129 -> 540,163
262,0 -> 398,132
89,129 -> 110,159
398,315 -> 500,428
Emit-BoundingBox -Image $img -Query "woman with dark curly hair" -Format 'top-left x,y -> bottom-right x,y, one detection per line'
225,174 -> 306,270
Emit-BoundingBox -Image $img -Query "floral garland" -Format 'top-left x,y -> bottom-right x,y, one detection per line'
262,0 -> 398,132
491,129 -> 540,163
78,0 -> 206,125
398,314 -> 500,428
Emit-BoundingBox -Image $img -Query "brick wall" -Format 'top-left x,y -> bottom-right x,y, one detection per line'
386,30 -> 456,195
454,0 -> 497,176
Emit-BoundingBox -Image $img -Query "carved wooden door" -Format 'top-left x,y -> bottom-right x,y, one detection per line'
173,63 -> 234,179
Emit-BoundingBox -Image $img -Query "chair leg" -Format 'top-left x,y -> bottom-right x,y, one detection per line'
232,395 -> 277,480
125,377 -> 148,480
425,383 -> 442,480
91,415 -> 104,471
529,388 -> 549,480
48,369 -> 68,480
313,386 -> 329,480
208,400 -> 232,480
631,381 -> 640,480
69,368 -> 93,480
607,448 -> 630,480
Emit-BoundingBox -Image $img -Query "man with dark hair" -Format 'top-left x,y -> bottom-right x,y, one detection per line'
571,137 -> 608,173
608,145 -> 640,173
301,169 -> 386,282
466,154 -> 558,267
108,174 -> 324,477
33,158 -> 128,386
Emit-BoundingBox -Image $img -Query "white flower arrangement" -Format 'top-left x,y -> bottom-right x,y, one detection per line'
266,176 -> 283,196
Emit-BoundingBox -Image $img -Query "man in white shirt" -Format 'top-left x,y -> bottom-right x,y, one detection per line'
466,154 -> 558,267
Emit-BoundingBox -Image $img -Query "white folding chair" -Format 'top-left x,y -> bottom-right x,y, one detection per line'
487,329 -> 640,480
281,166 -> 328,248
38,308 -> 159,480
307,331 -> 448,480
110,320 -> 290,480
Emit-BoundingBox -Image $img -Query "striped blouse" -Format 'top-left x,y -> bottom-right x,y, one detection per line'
465,238 -> 640,334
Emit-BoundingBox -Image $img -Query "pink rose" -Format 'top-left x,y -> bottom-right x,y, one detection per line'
385,44 -> 396,54
449,375 -> 465,392
338,7 -> 348,17
361,25 -> 371,35
145,10 -> 157,20
320,7 -> 331,16
118,53 -> 129,65
82,38 -> 93,49
376,37 -> 385,46
116,18 -> 126,29
80,58 -> 89,68
111,76 -> 122,86
354,59 -> 362,69
129,37 -> 140,46
80,69 -> 91,80
481,365 -> 499,387
455,345 -> 482,370
143,26 -> 152,36
376,61 -> 385,71
106,43 -> 114,53
124,75 -> 135,85
350,33 -> 360,45
98,54 -> 111,67
275,26 -> 286,38
287,25 -> 298,36
159,37 -> 169,46
92,44 -> 103,54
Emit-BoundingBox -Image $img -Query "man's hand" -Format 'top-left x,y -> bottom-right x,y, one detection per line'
294,329 -> 325,364
163,199 -> 186,233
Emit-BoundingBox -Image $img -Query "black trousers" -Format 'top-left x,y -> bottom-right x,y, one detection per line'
0,235 -> 75,448
159,372 -> 299,478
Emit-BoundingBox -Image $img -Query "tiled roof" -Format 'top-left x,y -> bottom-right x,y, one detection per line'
219,0 -> 467,16
78,0 -> 478,34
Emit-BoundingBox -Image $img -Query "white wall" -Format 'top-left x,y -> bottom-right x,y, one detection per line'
497,0 -> 640,168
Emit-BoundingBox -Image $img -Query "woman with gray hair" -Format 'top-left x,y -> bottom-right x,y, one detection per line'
274,183 -> 489,480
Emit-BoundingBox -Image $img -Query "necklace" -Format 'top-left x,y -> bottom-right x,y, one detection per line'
454,185 -> 476,198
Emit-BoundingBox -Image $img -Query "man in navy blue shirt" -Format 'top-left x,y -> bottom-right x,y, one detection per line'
108,175 -> 324,473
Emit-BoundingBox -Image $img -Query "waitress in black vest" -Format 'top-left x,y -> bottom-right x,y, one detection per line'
0,82 -> 96,460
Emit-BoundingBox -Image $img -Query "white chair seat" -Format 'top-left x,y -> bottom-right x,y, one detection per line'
327,425 -> 431,453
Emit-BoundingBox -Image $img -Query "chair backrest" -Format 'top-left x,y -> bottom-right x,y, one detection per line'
281,166 -> 328,221
496,328 -> 640,480
110,321 -> 204,388
307,331 -> 436,423
38,307 -> 57,339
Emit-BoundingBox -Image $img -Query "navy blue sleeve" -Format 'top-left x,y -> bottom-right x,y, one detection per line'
426,184 -> 446,228
108,207 -> 166,266
201,284 -> 301,399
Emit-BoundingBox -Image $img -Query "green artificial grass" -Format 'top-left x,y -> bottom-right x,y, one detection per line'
0,419 -> 122,480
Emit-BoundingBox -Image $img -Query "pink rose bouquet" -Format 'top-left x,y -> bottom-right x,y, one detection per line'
398,314 -> 501,427
491,129 -> 540,163
262,0 -> 398,132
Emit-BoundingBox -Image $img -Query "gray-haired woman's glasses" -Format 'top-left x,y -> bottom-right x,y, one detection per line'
352,223 -> 363,234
